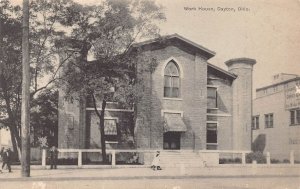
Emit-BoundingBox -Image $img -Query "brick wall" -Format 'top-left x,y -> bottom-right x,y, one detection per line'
135,45 -> 208,150
207,71 -> 234,150
58,90 -> 85,150
226,58 -> 256,150
57,44 -> 87,151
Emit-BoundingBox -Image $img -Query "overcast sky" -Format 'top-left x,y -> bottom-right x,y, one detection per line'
156,0 -> 300,93
10,0 -> 300,96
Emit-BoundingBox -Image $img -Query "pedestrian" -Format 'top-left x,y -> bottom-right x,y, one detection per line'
151,151 -> 162,170
0,147 -> 4,173
49,146 -> 58,169
2,148 -> 12,173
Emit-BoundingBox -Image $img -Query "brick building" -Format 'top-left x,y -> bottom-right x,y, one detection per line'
58,34 -> 256,155
253,73 -> 300,161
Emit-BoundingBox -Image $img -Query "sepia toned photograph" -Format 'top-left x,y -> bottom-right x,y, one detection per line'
0,0 -> 299,188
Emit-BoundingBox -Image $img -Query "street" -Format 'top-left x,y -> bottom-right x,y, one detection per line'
1,176 -> 300,189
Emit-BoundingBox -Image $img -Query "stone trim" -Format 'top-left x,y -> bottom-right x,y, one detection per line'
161,110 -> 184,117
86,108 -> 134,112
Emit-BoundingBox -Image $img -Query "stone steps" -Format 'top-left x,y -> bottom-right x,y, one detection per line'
159,151 -> 206,168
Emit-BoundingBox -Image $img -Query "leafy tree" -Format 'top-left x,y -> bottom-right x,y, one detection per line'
0,0 -> 23,158
59,0 -> 165,163
0,0 -> 77,159
30,89 -> 58,148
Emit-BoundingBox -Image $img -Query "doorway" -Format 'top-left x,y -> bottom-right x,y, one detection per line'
163,132 -> 180,150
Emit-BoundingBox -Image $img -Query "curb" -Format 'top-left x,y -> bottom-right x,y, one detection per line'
1,174 -> 300,182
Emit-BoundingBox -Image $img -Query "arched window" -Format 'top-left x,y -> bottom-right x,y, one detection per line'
164,61 -> 180,98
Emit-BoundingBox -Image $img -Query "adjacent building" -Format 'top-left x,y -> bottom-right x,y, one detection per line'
252,73 -> 300,161
58,34 -> 256,160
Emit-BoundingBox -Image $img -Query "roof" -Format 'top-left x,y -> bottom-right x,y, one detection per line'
225,58 -> 256,67
207,62 -> 237,79
131,33 -> 216,59
256,76 -> 300,91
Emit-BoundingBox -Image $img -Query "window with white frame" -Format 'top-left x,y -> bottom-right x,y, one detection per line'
207,87 -> 217,109
252,116 -> 259,130
164,61 -> 180,98
290,109 -> 300,126
104,119 -> 118,142
265,113 -> 273,128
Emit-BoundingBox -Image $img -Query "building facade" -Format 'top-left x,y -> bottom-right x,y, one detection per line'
252,73 -> 300,161
58,34 -> 256,154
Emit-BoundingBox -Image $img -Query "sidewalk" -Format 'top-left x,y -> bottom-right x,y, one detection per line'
0,166 -> 299,181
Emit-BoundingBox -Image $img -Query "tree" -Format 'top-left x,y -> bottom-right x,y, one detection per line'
0,0 -> 77,160
30,89 -> 58,148
0,0 -> 23,159
59,0 -> 165,163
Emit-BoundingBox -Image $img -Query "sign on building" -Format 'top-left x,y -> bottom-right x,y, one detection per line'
285,80 -> 300,109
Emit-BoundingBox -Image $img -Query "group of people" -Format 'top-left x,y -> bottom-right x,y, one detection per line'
0,147 -> 12,173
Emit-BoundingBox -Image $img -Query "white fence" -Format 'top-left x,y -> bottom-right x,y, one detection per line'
41,149 -> 299,168
41,149 -> 255,168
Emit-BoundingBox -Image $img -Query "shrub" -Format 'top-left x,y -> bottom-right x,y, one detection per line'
246,151 -> 266,164
219,158 -> 242,164
283,159 -> 290,163
271,159 -> 280,164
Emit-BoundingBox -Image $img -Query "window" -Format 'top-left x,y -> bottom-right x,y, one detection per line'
104,119 -> 118,142
164,61 -> 180,98
265,113 -> 273,128
290,109 -> 300,126
207,87 -> 217,109
206,122 -> 217,150
252,116 -> 259,130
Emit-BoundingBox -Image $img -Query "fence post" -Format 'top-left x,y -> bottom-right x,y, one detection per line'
78,150 -> 82,168
112,150 -> 116,167
42,149 -> 46,168
266,152 -> 271,165
242,152 -> 246,165
290,150 -> 294,165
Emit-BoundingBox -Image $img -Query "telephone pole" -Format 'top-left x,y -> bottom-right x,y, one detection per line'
21,0 -> 30,177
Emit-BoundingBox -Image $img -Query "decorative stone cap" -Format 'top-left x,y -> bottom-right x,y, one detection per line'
225,58 -> 256,67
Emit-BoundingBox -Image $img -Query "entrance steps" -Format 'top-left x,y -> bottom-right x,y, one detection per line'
159,151 -> 206,168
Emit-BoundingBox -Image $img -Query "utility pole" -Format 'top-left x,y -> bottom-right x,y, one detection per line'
21,0 -> 30,177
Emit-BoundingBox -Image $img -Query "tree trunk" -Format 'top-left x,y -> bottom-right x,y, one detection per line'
99,100 -> 107,163
4,95 -> 22,159
9,128 -> 19,161
91,93 -> 107,163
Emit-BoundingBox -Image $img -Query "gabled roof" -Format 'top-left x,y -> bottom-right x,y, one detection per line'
207,62 -> 237,79
132,33 -> 216,59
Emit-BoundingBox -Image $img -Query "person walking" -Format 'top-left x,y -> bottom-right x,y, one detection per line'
151,151 -> 162,170
2,148 -> 12,173
49,146 -> 58,169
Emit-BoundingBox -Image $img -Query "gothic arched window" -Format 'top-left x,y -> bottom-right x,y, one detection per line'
164,61 -> 180,98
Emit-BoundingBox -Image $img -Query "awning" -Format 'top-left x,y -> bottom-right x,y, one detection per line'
164,113 -> 187,132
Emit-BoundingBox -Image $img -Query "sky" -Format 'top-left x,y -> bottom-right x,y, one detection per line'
9,0 -> 300,96
155,0 -> 300,93
4,0 -> 300,147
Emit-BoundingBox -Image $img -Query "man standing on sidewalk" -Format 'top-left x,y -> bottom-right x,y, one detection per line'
2,148 -> 12,173
49,146 -> 58,169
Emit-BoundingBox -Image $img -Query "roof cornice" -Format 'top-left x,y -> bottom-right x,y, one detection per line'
131,33 -> 216,59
